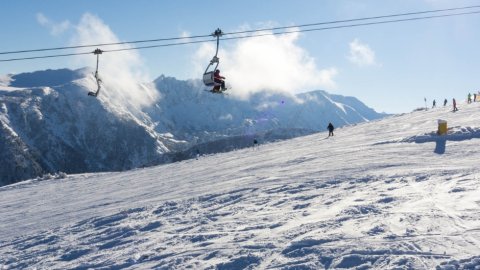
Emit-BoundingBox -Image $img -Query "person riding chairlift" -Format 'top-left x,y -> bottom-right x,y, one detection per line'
213,69 -> 226,92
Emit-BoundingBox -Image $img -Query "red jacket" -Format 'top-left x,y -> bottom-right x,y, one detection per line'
214,72 -> 225,81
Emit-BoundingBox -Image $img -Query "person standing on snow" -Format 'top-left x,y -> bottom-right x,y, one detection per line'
443,98 -> 448,107
453,98 -> 458,112
432,99 -> 436,108
327,122 -> 335,137
253,138 -> 259,149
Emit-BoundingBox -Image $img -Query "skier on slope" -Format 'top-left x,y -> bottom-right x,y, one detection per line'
327,122 -> 335,137
453,98 -> 458,112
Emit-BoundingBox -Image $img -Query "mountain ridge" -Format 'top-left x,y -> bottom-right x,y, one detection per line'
0,68 -> 387,186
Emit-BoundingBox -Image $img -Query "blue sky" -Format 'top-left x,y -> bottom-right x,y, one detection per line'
1,0 -> 480,113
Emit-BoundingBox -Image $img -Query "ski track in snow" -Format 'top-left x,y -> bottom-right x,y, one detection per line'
1,104 -> 480,269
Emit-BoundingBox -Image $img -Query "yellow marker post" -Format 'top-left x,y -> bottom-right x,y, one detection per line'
437,119 -> 447,135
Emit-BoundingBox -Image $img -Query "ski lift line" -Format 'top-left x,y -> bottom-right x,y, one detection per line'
220,10 -> 480,41
94,29 -> 221,53
0,34 -> 213,56
1,5 -> 479,57
1,9 -> 480,62
101,38 -> 216,53
294,10 -> 480,33
220,4 -> 480,36
0,51 -> 93,62
0,39 -> 217,62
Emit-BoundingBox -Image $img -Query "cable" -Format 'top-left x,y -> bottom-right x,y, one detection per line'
105,10 -> 480,53
103,38 -> 215,53
0,51 -> 93,62
221,4 -> 480,36
0,34 -> 213,56
1,5 -> 479,56
222,10 -> 480,40
0,8 -> 479,62
0,38 -> 217,62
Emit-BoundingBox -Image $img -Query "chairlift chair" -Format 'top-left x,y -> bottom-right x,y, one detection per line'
202,28 -> 223,88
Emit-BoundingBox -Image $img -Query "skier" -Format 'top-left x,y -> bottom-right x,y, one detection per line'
468,93 -> 472,104
453,98 -> 458,112
212,69 -> 226,93
432,99 -> 436,108
443,98 -> 447,107
327,122 -> 334,137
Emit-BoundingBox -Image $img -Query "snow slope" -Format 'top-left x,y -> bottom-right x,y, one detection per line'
1,102 -> 479,269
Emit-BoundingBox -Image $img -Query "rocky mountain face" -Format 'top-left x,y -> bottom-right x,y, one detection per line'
0,69 -> 386,186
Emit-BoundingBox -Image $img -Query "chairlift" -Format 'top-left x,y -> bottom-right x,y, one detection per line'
88,48 -> 103,97
202,28 -> 223,87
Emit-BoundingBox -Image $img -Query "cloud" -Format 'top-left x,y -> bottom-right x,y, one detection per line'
36,13 -> 49,25
180,31 -> 191,39
70,13 -> 157,108
348,39 -> 379,67
36,13 -> 71,36
192,27 -> 337,98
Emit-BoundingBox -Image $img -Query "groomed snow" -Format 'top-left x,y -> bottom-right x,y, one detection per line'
1,102 -> 479,269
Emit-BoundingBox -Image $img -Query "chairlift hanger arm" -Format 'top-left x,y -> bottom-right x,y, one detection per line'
93,48 -> 103,74
212,28 -> 223,58
88,48 -> 103,97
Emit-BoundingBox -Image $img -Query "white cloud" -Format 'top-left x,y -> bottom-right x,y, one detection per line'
192,27 -> 338,99
36,13 -> 71,36
70,13 -> 157,108
36,13 -> 49,26
180,31 -> 191,39
348,39 -> 379,67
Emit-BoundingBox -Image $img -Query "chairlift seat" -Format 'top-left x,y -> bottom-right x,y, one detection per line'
203,71 -> 216,86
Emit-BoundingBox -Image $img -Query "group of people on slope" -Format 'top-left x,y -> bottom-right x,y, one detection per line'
431,98 -> 452,108
467,92 -> 479,104
430,92 -> 479,112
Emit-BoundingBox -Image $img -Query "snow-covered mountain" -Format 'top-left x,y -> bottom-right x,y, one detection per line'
0,69 -> 386,186
1,100 -> 479,269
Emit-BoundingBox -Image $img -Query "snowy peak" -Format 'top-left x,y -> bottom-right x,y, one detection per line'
0,76 -> 170,186
9,68 -> 86,88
